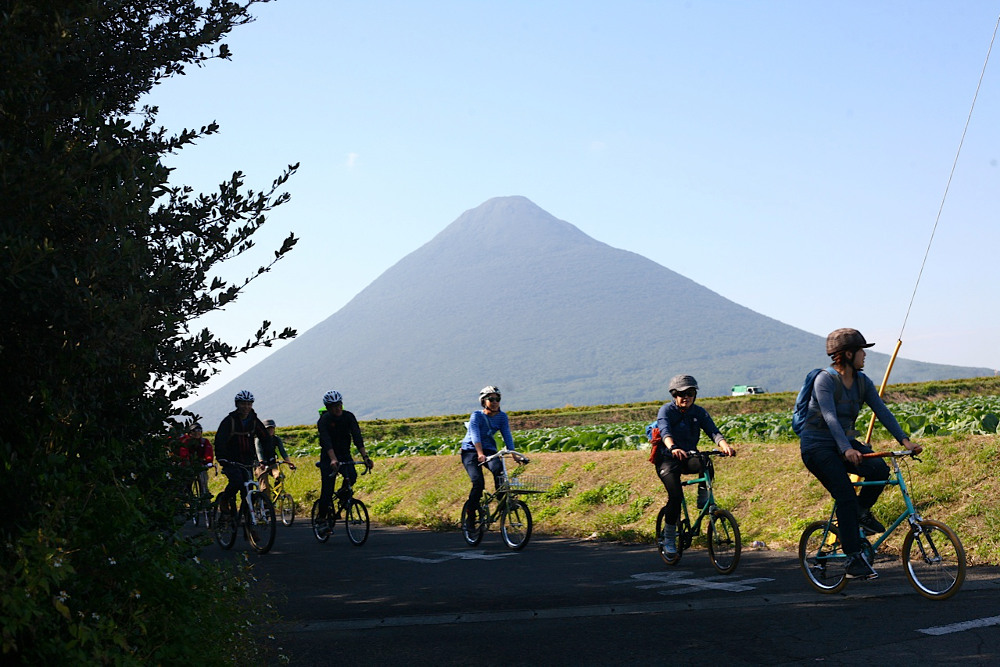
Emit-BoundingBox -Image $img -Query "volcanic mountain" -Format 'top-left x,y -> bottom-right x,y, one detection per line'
187,196 -> 990,425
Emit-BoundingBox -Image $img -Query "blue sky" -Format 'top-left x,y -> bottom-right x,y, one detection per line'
142,1 -> 1000,405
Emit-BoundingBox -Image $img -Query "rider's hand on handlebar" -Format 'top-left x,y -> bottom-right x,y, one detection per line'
902,438 -> 922,455
513,452 -> 530,464
843,449 -> 863,465
670,448 -> 689,460
719,443 -> 736,457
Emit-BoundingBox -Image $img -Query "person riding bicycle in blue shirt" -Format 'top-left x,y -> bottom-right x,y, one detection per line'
316,390 -> 373,521
799,328 -> 920,580
655,374 -> 735,557
460,386 -> 526,527
214,390 -> 269,512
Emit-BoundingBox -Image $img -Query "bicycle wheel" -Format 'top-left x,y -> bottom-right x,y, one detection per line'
461,501 -> 486,546
190,479 -> 202,526
244,493 -> 276,554
212,494 -> 237,550
500,499 -> 532,550
345,499 -> 370,546
798,520 -> 847,594
278,492 -> 295,526
655,506 -> 682,566
902,519 -> 966,600
707,509 -> 742,574
310,500 -> 331,543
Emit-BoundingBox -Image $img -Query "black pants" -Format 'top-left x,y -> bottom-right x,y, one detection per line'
656,452 -> 709,524
461,449 -> 503,508
318,461 -> 357,518
801,440 -> 889,555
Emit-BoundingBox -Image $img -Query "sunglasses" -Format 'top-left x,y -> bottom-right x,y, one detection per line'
486,396 -> 501,402
674,389 -> 697,398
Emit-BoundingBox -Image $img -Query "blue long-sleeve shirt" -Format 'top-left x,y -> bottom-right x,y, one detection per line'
799,369 -> 909,455
656,402 -> 725,451
460,410 -> 514,454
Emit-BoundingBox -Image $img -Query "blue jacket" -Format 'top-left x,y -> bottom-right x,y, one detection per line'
656,402 -> 725,451
460,410 -> 514,454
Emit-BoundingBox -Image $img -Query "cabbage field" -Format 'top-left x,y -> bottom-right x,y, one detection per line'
287,395 -> 1000,459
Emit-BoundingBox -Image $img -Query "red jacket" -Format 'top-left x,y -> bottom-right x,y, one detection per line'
179,434 -> 214,465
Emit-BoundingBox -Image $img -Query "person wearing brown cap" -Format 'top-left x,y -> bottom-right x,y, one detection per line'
654,374 -> 736,558
799,328 -> 920,580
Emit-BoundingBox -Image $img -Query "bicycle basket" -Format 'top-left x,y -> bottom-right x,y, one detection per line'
506,474 -> 551,494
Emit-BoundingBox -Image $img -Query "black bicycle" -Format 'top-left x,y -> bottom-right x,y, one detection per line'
310,461 -> 371,546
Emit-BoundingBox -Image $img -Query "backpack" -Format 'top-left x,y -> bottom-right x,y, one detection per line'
791,366 -> 866,435
645,420 -> 663,463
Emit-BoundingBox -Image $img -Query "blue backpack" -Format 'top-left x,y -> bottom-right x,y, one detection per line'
791,366 -> 865,435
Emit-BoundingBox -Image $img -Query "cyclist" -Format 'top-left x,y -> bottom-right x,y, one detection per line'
654,374 -> 735,557
214,390 -> 269,512
316,390 -> 373,521
255,418 -> 296,493
179,422 -> 215,492
460,385 -> 526,528
799,328 -> 920,580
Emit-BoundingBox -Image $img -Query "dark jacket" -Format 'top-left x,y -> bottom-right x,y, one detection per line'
215,409 -> 268,465
317,409 -> 363,462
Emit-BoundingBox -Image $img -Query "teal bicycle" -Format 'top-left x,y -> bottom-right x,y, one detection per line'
799,449 -> 966,600
655,450 -> 741,574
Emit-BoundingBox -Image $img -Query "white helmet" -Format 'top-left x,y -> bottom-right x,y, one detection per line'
234,390 -> 255,404
479,385 -> 501,406
323,390 -> 343,405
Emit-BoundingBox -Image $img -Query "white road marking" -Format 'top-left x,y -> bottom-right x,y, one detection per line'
918,615 -> 1000,636
380,550 -> 517,563
614,571 -> 775,594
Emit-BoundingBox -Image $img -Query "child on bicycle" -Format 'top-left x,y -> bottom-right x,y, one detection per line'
255,418 -> 296,493
654,374 -> 735,557
799,328 -> 920,580
316,390 -> 373,521
460,386 -> 527,528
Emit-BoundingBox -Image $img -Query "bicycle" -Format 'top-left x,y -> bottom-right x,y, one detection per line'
257,459 -> 296,526
310,461 -> 371,546
461,450 -> 549,551
189,463 -> 214,528
655,450 -> 741,574
211,460 -> 277,555
798,449 -> 966,600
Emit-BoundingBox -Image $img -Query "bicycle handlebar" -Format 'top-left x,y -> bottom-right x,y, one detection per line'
314,460 -> 371,477
481,450 -> 530,465
862,450 -> 921,460
679,449 -> 735,458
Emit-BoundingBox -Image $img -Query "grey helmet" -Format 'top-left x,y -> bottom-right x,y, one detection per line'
479,385 -> 501,406
323,390 -> 343,405
668,374 -> 699,395
234,390 -> 255,405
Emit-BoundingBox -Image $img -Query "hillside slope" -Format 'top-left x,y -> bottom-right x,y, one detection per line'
189,196 -> 990,425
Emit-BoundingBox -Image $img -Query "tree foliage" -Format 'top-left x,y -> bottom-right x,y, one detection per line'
0,0 -> 297,661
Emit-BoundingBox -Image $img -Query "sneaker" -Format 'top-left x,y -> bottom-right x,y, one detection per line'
858,510 -> 886,535
844,553 -> 878,580
662,524 -> 678,556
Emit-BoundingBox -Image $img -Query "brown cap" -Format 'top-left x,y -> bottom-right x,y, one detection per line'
826,328 -> 875,355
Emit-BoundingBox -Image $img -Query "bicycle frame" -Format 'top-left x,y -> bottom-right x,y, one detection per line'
477,451 -> 525,528
815,453 -> 916,560
677,454 -> 717,535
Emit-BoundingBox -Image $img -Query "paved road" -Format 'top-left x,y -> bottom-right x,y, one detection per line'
206,521 -> 1000,666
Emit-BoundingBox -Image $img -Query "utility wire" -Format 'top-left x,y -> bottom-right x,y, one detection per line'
899,13 -> 1000,340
